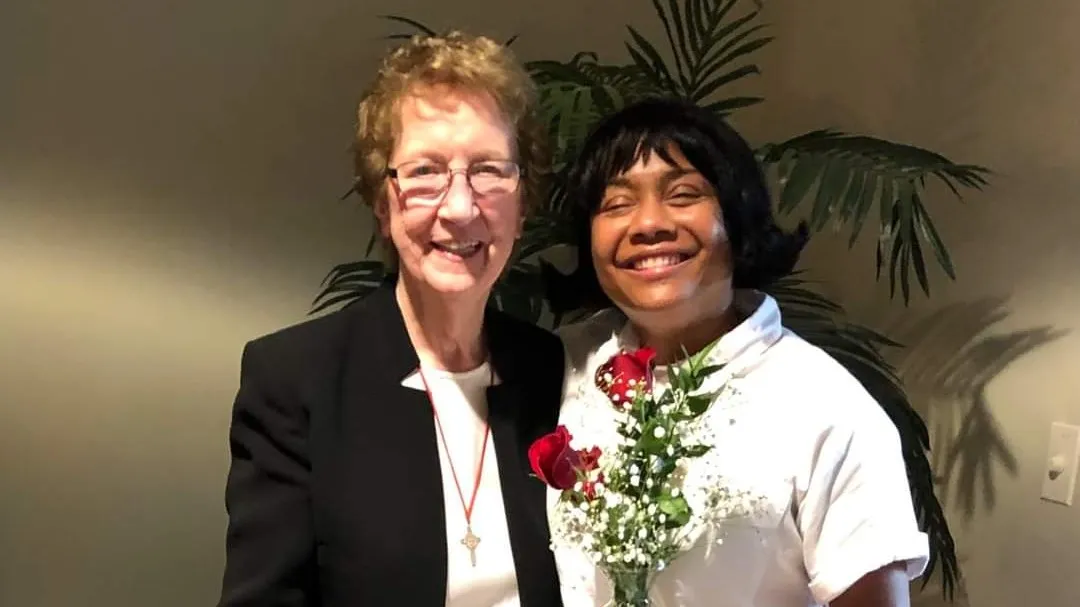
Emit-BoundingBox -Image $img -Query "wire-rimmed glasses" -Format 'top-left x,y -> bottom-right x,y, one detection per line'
387,159 -> 523,206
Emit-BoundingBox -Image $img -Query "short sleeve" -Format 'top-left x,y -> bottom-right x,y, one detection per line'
797,402 -> 930,604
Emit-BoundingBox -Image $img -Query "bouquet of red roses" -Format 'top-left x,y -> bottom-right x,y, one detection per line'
529,342 -> 754,607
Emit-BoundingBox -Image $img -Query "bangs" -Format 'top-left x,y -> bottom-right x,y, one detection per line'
570,105 -> 729,214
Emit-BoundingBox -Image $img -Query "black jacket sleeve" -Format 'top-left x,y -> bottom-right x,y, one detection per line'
218,340 -> 319,606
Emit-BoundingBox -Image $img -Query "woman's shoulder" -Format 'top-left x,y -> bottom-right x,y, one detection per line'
246,304 -> 354,365
556,309 -> 625,365
243,287 -> 400,384
744,328 -> 896,434
554,309 -> 627,395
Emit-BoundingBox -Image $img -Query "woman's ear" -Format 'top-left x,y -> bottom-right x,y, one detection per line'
372,197 -> 390,239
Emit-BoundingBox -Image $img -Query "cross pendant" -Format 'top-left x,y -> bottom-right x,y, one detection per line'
461,525 -> 481,567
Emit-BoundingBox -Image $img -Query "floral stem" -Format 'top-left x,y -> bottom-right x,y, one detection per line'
608,568 -> 652,607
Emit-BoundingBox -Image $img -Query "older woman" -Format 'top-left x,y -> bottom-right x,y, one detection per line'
551,98 -> 929,607
218,33 -> 563,606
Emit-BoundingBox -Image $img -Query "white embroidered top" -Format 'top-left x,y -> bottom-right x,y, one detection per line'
552,291 -> 929,607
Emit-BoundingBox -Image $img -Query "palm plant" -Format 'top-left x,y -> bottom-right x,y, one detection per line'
313,0 -> 989,598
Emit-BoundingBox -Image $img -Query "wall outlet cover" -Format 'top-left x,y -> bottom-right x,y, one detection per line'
1041,422 -> 1080,506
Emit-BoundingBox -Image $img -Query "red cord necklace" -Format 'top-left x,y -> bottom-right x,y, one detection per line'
417,364 -> 493,568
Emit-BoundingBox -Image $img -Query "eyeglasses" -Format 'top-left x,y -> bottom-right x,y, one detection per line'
387,159 -> 523,206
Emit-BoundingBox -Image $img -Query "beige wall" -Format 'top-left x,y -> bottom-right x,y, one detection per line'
1,0 -> 1077,606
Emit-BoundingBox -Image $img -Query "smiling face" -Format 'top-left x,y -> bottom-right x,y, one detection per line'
590,145 -> 734,327
376,85 -> 522,299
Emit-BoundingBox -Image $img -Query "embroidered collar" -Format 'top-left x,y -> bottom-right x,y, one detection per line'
613,290 -> 784,380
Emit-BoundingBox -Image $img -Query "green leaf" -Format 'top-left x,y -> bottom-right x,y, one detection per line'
694,35 -> 771,94
695,364 -> 725,378
379,14 -> 437,37
691,64 -> 760,103
650,453 -> 680,477
652,0 -> 692,93
685,393 -> 715,417
539,82 -> 603,161
311,260 -> 388,313
846,172 -> 879,247
527,53 -> 655,168
906,194 -> 931,296
777,152 -> 822,213
686,338 -> 720,370
666,364 -> 692,394
636,420 -> 670,455
693,10 -> 762,78
625,26 -> 679,93
654,389 -> 676,409
702,95 -> 764,115
640,0 -> 768,114
759,129 -> 990,304
658,494 -> 691,527
363,230 -> 379,258
914,194 -> 957,279
680,444 -> 711,458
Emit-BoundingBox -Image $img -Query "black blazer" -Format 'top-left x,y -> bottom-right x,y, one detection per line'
218,284 -> 564,606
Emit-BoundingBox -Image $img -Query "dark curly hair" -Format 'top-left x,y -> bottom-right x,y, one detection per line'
546,97 -> 809,315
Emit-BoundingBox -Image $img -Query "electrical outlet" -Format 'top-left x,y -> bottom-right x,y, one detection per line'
1041,422 -> 1080,506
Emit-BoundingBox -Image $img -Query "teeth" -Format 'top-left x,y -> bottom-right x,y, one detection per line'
434,241 -> 482,255
633,255 -> 684,270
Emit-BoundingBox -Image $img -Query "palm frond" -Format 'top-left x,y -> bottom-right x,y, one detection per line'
766,275 -> 959,599
758,130 -> 990,303
311,260 -> 389,313
310,258 -> 552,324
519,211 -> 577,260
491,264 -> 547,324
380,15 -> 516,45
380,14 -> 438,40
624,0 -> 768,115
529,52 -> 646,93
535,78 -> 608,165
529,53 -> 661,166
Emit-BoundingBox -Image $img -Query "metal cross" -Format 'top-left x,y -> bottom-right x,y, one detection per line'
461,526 -> 481,567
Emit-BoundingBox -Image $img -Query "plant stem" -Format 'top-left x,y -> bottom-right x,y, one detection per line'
608,568 -> 652,607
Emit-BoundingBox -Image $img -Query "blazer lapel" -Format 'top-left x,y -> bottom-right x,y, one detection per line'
333,285 -> 448,604
487,313 -> 563,607
326,286 -> 560,606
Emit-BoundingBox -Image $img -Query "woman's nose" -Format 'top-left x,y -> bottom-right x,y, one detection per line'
438,172 -> 479,223
628,196 -> 676,242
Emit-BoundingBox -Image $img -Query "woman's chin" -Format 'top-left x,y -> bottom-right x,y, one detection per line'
613,283 -> 694,313
415,265 -> 496,298
426,275 -> 485,296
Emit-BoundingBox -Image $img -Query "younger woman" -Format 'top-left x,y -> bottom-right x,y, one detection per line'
551,98 -> 928,607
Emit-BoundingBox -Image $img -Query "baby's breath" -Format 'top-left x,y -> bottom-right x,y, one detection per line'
550,340 -> 769,588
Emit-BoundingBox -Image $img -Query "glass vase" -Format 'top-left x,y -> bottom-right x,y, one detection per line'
604,566 -> 655,607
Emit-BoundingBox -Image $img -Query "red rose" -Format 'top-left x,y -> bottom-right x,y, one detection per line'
577,446 -> 602,472
528,426 -> 581,490
582,472 -> 604,501
594,347 -> 657,408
